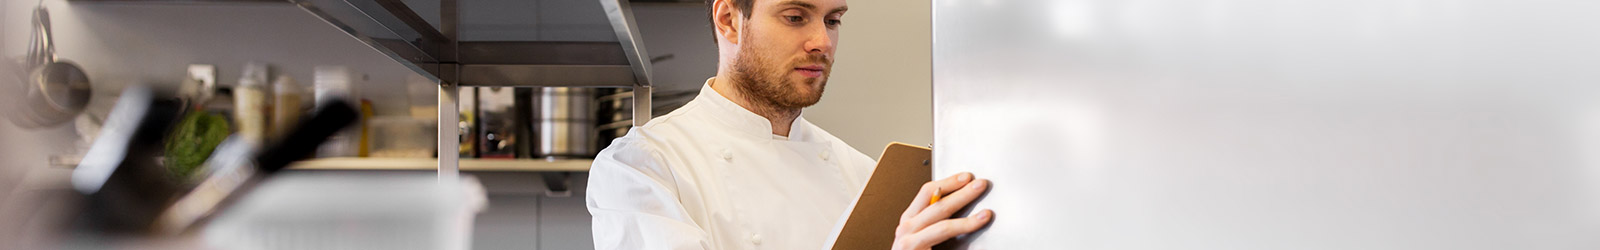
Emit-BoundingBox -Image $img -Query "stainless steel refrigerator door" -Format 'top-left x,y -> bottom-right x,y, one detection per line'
932,0 -> 1600,249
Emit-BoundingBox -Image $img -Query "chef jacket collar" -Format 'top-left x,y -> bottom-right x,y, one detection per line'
699,77 -> 817,142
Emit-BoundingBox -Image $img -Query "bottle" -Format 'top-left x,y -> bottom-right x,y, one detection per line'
271,75 -> 303,141
233,62 -> 271,146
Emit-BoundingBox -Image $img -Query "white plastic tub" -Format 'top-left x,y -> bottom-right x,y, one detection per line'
203,172 -> 486,250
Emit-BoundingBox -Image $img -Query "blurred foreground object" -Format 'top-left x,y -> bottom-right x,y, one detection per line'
71,86 -> 181,233
57,86 -> 483,249
203,173 -> 485,250
151,95 -> 361,235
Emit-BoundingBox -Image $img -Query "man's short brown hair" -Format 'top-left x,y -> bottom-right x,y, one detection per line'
708,0 -> 756,20
708,0 -> 756,44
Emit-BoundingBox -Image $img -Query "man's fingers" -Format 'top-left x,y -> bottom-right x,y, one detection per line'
894,173 -> 991,250
898,182 -> 936,236
908,178 -> 988,230
902,172 -> 974,223
905,209 -> 995,249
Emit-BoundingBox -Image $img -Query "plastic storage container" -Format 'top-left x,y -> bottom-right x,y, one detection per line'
203,173 -> 485,250
366,116 -> 436,158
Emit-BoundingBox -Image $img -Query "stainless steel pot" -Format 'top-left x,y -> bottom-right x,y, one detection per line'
595,90 -> 633,150
593,88 -> 697,150
532,87 -> 596,159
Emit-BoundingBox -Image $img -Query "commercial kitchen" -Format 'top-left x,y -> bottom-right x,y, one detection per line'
4,0 -> 1600,249
0,0 -> 931,248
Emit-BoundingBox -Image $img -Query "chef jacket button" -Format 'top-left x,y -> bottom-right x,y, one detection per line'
722,149 -> 733,161
819,150 -> 831,161
750,234 -> 763,245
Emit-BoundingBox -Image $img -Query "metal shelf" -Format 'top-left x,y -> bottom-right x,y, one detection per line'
288,158 -> 591,172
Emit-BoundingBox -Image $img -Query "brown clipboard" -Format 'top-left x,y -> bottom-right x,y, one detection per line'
826,142 -> 933,250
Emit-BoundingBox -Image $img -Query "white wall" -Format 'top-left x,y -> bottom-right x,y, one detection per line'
806,0 -> 934,159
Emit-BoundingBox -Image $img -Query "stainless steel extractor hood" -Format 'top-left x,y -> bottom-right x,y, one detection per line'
66,0 -> 660,88
291,0 -> 656,88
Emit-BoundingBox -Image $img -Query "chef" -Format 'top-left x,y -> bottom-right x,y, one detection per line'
585,0 -> 993,249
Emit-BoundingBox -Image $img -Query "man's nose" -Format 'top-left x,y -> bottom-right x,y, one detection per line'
803,25 -> 835,57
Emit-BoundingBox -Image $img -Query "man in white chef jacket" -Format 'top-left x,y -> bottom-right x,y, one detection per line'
586,0 -> 994,249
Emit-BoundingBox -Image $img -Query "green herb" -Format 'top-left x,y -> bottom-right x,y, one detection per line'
164,111 -> 231,182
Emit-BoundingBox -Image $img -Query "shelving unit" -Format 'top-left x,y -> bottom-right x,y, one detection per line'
287,0 -> 655,180
72,0 -> 659,178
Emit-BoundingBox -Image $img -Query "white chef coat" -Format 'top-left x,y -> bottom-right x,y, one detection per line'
587,77 -> 878,250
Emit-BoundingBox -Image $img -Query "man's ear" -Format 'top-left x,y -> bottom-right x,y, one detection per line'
712,0 -> 743,45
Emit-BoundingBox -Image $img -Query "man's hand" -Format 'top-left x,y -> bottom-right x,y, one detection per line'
892,172 -> 994,250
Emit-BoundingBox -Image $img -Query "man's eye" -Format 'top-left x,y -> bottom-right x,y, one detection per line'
825,19 -> 843,27
785,16 -> 804,23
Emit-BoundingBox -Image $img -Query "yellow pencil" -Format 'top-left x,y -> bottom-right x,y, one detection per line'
930,187 -> 941,205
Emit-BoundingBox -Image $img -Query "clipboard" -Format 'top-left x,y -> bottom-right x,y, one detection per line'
824,142 -> 933,250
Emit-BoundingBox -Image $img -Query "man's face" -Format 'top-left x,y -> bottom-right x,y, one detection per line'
730,0 -> 848,110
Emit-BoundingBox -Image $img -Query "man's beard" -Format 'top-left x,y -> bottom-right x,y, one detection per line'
730,32 -> 831,110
